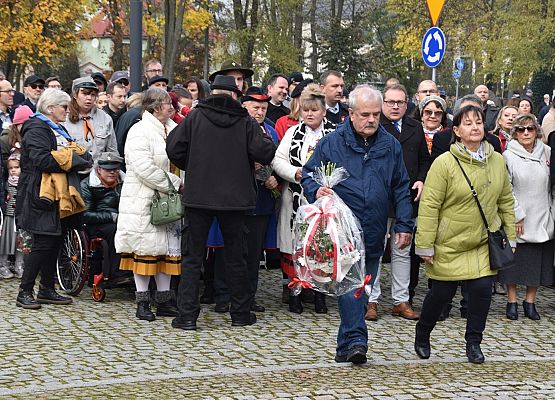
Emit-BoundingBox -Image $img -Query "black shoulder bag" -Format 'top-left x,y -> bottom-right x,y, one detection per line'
452,154 -> 515,271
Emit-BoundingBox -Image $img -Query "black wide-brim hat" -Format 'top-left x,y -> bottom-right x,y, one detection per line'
210,75 -> 244,96
241,86 -> 270,103
209,60 -> 254,82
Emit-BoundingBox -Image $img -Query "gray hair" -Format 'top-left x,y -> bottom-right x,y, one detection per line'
36,88 -> 71,115
453,94 -> 481,116
141,88 -> 170,114
349,84 -> 383,110
511,113 -> 542,140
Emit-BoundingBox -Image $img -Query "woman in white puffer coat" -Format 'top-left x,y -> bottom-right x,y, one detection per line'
115,88 -> 182,322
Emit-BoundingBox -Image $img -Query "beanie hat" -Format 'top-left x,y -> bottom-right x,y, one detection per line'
12,105 -> 34,125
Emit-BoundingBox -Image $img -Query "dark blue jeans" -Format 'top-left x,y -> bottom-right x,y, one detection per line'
336,256 -> 380,356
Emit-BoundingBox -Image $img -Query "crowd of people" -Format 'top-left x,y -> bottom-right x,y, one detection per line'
0,59 -> 554,366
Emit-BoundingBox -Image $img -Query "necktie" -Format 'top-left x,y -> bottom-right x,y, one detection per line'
394,121 -> 401,133
81,115 -> 94,141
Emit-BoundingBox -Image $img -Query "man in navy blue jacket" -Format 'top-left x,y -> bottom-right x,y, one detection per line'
301,84 -> 414,364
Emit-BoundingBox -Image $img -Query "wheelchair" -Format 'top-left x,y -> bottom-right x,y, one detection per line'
57,227 -> 127,302
56,229 -> 89,296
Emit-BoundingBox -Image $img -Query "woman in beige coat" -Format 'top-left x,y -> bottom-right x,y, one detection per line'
115,88 -> 182,322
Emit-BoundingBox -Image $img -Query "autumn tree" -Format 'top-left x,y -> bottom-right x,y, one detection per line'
0,0 -> 88,84
386,0 -> 555,93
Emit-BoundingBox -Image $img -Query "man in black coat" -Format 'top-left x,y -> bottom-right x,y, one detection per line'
431,94 -> 502,162
366,83 -> 430,321
166,75 -> 277,330
320,70 -> 349,124
20,75 -> 45,113
474,85 -> 499,133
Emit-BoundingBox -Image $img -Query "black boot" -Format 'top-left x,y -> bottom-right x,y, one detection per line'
314,291 -> 328,314
155,291 -> 179,317
414,323 -> 431,359
289,293 -> 303,314
466,343 -> 485,364
136,291 -> 155,321
506,302 -> 518,320
522,301 -> 540,320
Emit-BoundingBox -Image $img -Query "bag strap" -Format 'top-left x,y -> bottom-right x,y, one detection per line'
154,172 -> 176,198
163,171 -> 176,192
451,152 -> 490,233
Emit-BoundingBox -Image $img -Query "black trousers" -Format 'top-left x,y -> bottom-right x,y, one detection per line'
418,276 -> 493,345
178,208 -> 250,321
86,223 -> 123,278
20,233 -> 64,292
214,214 -> 270,304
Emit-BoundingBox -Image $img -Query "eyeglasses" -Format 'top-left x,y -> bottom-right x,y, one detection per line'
383,100 -> 407,107
29,83 -> 44,90
0,89 -> 15,95
514,125 -> 537,133
59,104 -> 69,110
146,69 -> 162,74
423,109 -> 444,117
418,89 -> 439,95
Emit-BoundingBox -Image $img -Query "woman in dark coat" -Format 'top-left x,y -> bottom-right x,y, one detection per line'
15,88 -> 92,310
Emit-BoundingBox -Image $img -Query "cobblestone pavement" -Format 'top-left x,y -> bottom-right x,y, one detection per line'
1,266 -> 555,399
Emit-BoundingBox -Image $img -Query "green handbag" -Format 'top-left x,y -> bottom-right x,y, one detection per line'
150,172 -> 184,225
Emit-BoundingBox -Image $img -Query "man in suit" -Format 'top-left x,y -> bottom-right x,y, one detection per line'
365,83 -> 431,321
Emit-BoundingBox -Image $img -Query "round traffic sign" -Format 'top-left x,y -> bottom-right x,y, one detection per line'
422,27 -> 446,68
455,58 -> 464,70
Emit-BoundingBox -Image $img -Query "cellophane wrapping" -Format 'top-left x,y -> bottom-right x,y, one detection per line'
290,164 -> 370,298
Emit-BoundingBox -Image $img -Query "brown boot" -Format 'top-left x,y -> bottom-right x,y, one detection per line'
365,302 -> 378,321
392,301 -> 420,320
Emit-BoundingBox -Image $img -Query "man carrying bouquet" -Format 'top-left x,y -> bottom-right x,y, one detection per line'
302,84 -> 414,364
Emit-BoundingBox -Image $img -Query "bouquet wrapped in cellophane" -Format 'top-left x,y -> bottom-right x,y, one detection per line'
289,163 -> 371,298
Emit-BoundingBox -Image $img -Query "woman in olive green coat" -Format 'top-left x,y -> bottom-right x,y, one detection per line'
414,105 -> 516,364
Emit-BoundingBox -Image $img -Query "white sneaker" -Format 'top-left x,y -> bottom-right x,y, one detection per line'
0,265 -> 14,279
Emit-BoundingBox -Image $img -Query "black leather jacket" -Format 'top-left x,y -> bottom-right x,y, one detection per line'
80,169 -> 123,225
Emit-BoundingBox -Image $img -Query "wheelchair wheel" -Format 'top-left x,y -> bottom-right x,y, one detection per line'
91,285 -> 106,302
57,229 -> 89,295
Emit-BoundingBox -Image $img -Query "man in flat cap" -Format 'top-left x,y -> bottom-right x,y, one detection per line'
167,75 -> 276,331
80,151 -> 131,286
22,75 -> 45,113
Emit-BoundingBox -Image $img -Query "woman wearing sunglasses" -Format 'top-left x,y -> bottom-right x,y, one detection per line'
415,95 -> 449,154
498,114 -> 554,321
15,88 -> 93,309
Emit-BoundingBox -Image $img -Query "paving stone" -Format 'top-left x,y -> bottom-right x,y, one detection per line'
1,267 -> 555,399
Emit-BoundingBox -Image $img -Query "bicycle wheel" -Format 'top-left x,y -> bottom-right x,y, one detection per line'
57,229 -> 89,295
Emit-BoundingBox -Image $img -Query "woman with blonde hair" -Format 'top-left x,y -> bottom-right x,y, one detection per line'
491,106 -> 518,152
274,79 -> 314,140
272,84 -> 336,314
